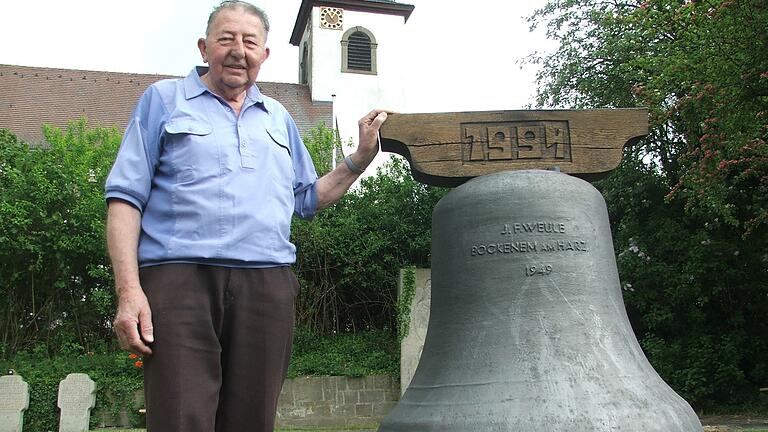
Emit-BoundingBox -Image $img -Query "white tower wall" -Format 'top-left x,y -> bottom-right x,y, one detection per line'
302,6 -> 408,160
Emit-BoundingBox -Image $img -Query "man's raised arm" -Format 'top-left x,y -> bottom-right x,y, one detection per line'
315,109 -> 388,210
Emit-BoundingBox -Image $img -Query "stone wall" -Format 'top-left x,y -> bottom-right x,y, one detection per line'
95,375 -> 399,428
276,375 -> 399,428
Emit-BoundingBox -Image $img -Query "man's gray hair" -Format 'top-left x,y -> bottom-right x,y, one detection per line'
206,1 -> 270,37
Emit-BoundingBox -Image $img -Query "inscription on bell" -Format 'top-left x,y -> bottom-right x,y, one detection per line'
501,222 -> 567,235
470,240 -> 588,256
470,220 -> 588,257
461,121 -> 572,163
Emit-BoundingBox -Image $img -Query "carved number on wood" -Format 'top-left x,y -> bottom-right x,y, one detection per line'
461,121 -> 572,163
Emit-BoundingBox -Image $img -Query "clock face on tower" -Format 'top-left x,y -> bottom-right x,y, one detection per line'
319,7 -> 343,30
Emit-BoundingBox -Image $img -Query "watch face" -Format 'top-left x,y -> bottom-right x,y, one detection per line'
320,7 -> 343,30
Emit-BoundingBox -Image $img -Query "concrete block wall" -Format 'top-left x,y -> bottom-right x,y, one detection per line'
95,375 -> 399,428
276,375 -> 399,428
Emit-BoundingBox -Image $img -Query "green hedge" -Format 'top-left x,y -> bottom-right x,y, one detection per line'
289,328 -> 398,378
291,157 -> 447,333
0,122 -> 120,357
0,329 -> 397,430
0,347 -> 143,431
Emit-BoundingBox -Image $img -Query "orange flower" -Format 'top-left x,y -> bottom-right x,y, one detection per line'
129,353 -> 139,359
134,360 -> 144,368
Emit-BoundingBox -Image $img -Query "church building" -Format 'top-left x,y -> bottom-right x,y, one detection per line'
290,0 -> 413,155
0,0 -> 415,164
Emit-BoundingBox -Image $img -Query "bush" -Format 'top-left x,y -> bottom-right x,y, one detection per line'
288,328 -> 398,378
292,157 -> 448,333
0,329 -> 397,430
0,346 -> 143,431
0,121 -> 120,357
596,157 -> 768,409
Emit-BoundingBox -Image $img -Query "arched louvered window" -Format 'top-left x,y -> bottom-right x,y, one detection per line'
347,32 -> 371,70
341,27 -> 377,75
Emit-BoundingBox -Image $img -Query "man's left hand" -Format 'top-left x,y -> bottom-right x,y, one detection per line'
352,109 -> 389,170
315,109 -> 390,210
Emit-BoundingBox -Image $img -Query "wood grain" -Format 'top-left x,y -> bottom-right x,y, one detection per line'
380,109 -> 648,186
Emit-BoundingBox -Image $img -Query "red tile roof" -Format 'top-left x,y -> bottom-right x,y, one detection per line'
0,64 -> 331,144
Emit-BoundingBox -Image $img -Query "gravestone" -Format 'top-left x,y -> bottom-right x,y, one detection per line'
0,375 -> 30,432
57,373 -> 96,432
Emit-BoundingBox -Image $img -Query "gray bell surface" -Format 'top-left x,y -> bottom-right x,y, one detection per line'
378,170 -> 701,431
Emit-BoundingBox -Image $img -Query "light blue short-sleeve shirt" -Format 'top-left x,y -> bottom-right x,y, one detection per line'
105,67 -> 319,267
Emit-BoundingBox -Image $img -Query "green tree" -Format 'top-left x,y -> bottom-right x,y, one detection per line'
528,0 -> 767,236
597,157 -> 767,408
291,157 -> 447,333
302,122 -> 338,176
527,0 -> 768,408
293,123 -> 447,333
0,120 -> 121,356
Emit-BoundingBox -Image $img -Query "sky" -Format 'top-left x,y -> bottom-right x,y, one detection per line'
0,0 -> 555,112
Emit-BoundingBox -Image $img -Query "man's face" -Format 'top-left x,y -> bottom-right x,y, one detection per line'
197,7 -> 270,97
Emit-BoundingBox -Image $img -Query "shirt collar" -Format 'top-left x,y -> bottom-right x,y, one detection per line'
182,66 -> 209,99
183,66 -> 269,113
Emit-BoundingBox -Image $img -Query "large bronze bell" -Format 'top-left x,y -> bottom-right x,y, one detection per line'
378,170 -> 702,431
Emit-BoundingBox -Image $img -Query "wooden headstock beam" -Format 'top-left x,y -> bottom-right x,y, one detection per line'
380,109 -> 648,187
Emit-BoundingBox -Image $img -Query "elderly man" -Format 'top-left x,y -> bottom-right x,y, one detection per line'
105,1 -> 387,431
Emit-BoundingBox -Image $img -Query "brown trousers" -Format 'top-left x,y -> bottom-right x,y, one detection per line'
139,264 -> 298,432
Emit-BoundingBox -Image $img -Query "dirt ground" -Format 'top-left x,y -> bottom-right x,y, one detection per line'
701,415 -> 768,430
95,415 -> 768,432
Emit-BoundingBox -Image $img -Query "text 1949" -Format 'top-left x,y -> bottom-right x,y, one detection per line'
525,264 -> 553,277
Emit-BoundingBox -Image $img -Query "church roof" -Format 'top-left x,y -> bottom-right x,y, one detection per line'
0,64 -> 332,144
290,0 -> 415,46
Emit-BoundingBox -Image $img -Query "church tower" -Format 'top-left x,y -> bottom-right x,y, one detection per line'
290,0 -> 414,153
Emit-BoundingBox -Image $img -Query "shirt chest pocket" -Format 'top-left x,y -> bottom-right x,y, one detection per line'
163,117 -> 216,183
241,127 -> 294,179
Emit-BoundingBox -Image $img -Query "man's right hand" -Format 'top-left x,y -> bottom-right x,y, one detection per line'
114,287 -> 154,355
107,200 -> 152,355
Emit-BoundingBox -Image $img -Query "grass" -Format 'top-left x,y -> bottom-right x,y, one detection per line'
95,426 -> 768,432
94,429 -> 377,432
93,427 -> 379,432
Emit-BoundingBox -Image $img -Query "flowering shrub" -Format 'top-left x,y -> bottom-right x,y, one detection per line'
129,353 -> 143,369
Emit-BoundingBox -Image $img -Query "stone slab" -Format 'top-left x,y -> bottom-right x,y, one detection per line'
399,268 -> 432,395
0,375 -> 30,432
57,373 -> 96,432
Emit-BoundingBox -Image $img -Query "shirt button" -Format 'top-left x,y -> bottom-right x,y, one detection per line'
225,107 -> 231,112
